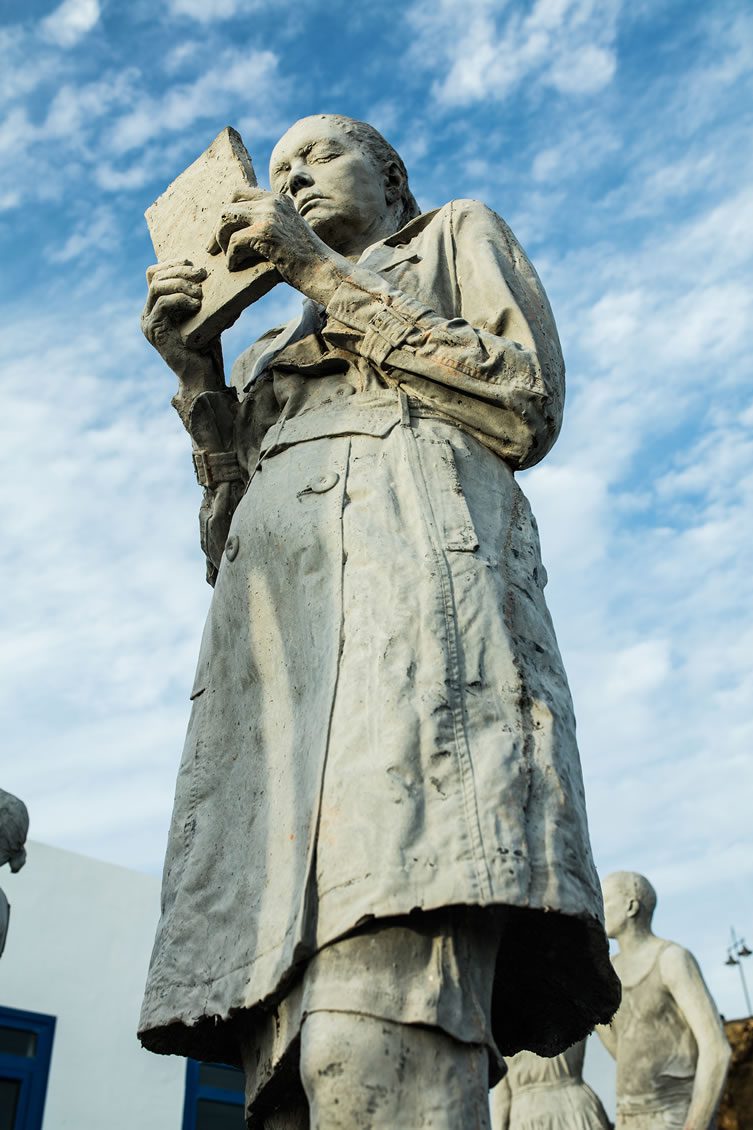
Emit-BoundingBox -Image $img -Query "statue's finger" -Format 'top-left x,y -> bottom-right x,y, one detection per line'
210,211 -> 254,256
230,187 -> 264,203
147,264 -> 206,288
146,258 -> 193,284
146,280 -> 202,317
151,292 -> 201,324
226,230 -> 264,273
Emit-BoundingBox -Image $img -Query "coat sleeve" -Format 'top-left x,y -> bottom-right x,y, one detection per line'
175,386 -> 247,586
322,199 -> 565,469
170,332 -> 284,586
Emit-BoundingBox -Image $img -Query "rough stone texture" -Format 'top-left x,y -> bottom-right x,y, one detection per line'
0,788 -> 28,873
490,1041 -> 611,1130
718,1017 -> 753,1130
139,113 -> 621,1128
146,127 -> 279,348
0,787 -> 28,957
598,871 -> 731,1130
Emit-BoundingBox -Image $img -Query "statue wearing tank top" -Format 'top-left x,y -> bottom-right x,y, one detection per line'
598,872 -> 730,1130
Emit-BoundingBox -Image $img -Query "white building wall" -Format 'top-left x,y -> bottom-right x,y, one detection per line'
0,840 -> 185,1130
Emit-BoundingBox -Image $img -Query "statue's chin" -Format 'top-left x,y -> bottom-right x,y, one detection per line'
306,210 -> 350,255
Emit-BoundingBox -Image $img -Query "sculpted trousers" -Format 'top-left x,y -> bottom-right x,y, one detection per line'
258,1014 -> 491,1130
243,910 -> 502,1130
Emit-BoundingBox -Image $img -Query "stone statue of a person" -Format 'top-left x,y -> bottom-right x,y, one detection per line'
0,788 -> 29,957
491,1039 -> 611,1130
138,114 -> 620,1129
597,871 -> 731,1130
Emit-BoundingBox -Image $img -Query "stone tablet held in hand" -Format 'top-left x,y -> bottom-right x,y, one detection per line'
145,127 -> 280,349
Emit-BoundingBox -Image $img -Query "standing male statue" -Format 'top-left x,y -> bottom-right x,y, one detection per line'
138,114 -> 620,1129
598,871 -> 731,1130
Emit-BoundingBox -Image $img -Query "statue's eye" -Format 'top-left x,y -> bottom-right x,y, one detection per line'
310,150 -> 339,164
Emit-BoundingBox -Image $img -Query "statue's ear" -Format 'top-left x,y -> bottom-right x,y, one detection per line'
384,160 -> 404,205
626,897 -> 641,919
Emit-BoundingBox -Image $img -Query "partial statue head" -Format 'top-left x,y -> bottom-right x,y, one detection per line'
0,887 -> 9,958
270,114 -> 420,256
602,871 -> 657,939
0,789 -> 29,874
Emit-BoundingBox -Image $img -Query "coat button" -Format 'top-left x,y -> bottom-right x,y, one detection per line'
225,535 -> 239,561
309,472 -> 339,493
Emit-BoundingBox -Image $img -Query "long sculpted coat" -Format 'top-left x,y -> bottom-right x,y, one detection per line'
139,199 -> 620,1064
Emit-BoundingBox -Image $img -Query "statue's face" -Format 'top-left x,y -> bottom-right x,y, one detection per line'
602,875 -> 629,939
269,117 -> 392,253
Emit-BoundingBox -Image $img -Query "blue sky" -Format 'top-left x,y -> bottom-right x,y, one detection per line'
1,0 -> 752,1037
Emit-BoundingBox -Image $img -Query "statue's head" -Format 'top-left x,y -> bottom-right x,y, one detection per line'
0,790 -> 29,874
602,871 -> 657,940
269,114 -> 420,255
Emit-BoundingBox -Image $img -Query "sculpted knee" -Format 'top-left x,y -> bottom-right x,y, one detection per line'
300,1010 -> 365,1095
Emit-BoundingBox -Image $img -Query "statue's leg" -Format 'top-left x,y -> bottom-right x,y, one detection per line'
300,1010 -> 491,1130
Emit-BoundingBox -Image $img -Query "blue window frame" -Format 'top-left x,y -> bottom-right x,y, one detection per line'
182,1060 -> 246,1129
0,1006 -> 55,1130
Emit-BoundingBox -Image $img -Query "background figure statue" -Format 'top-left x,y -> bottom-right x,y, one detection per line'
598,871 -> 730,1130
491,1040 -> 611,1130
0,787 -> 29,957
139,113 -> 620,1129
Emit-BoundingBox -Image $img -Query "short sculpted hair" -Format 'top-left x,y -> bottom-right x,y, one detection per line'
321,114 -> 421,229
611,871 -> 658,922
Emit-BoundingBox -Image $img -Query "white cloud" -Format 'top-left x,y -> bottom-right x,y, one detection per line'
40,0 -> 101,48
407,0 -> 622,106
0,268 -> 302,871
0,0 -> 751,1033
168,0 -> 244,19
48,205 -> 119,262
0,38 -> 286,216
108,48 -> 282,154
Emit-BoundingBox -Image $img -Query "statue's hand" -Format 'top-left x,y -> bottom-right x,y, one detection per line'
141,259 -> 219,386
208,189 -> 346,305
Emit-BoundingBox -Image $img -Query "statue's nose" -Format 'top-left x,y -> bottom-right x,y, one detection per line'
289,168 -> 314,197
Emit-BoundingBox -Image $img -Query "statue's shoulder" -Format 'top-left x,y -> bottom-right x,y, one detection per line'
387,199 -> 507,251
442,199 -> 534,273
445,197 -> 512,231
658,939 -> 699,981
412,198 -> 508,234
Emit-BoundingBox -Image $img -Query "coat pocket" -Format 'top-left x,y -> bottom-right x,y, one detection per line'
417,435 -> 480,553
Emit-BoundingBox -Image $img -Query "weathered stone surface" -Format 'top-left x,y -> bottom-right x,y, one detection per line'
146,127 -> 279,348
598,871 -> 731,1130
0,788 -> 28,873
0,787 -> 28,957
491,1040 -> 611,1130
139,113 -> 621,1128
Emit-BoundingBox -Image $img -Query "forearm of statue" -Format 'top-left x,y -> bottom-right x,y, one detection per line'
323,263 -> 544,395
321,202 -> 563,469
660,947 -> 731,1130
170,339 -> 228,430
595,1021 -> 617,1058
685,1043 -> 731,1130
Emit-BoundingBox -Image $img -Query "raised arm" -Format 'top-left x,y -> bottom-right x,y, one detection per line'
660,944 -> 731,1130
210,192 -> 565,471
321,200 -> 565,470
595,1018 -> 618,1059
